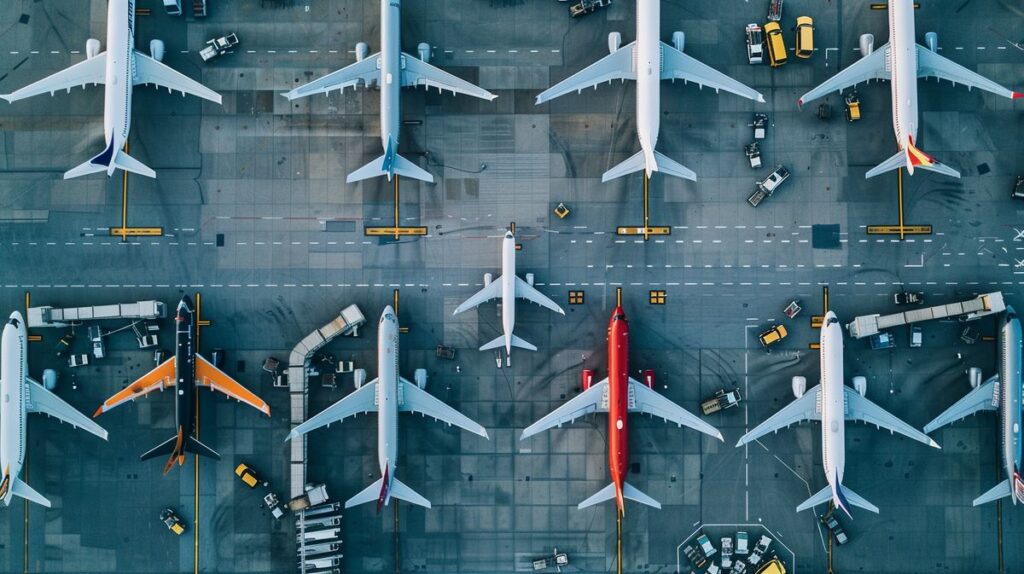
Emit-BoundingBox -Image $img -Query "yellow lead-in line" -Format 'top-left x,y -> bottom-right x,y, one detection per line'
193,292 -> 205,574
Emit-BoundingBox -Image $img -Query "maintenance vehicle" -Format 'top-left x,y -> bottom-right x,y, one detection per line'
54,331 -> 74,357
748,535 -> 772,566
264,492 -> 285,519
768,0 -> 783,21
870,331 -> 896,350
89,325 -> 105,359
764,21 -> 787,66
910,326 -> 923,348
1013,175 -> 1024,200
748,165 -> 790,207
753,113 -> 769,139
745,142 -> 762,168
160,508 -> 186,535
845,92 -> 861,121
721,537 -> 734,568
200,33 -> 239,62
783,300 -> 802,319
894,291 -> 924,306
68,353 -> 89,368
682,543 -> 706,569
235,463 -> 261,488
436,345 -> 456,360
746,24 -> 764,64
794,16 -> 814,58
163,0 -> 182,15
758,324 -> 788,348
288,483 -> 330,512
757,558 -> 786,574
569,0 -> 611,17
697,533 -> 717,557
701,388 -> 742,415
821,512 -> 850,545
736,531 -> 749,554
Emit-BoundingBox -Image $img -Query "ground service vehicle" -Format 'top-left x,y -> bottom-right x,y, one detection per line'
745,143 -> 762,168
160,508 -> 186,535
821,512 -> 850,545
795,16 -> 814,58
200,33 -> 239,62
235,463 -> 260,488
894,291 -> 924,305
910,326 -> 923,348
746,24 -> 764,64
721,537 -> 734,568
768,0 -> 783,21
748,165 -> 791,207
757,558 -> 787,574
683,544 -> 706,569
163,0 -> 182,15
759,325 -> 788,348
569,0 -> 610,17
1013,176 -> 1024,200
748,535 -> 773,566
845,93 -> 861,121
753,113 -> 769,139
870,331 -> 895,350
702,389 -> 742,415
68,353 -> 89,368
697,533 -> 717,557
736,531 -> 749,554
764,22 -> 787,67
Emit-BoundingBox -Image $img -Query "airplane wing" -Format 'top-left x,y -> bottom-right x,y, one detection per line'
26,379 -> 108,440
916,46 -> 1022,100
286,380 -> 378,440
659,42 -> 764,103
844,387 -> 939,448
132,52 -> 222,104
515,276 -> 565,315
195,354 -> 270,416
628,378 -> 723,441
923,376 -> 998,433
797,44 -> 891,106
536,42 -> 637,104
736,385 -> 821,447
399,378 -> 488,438
520,379 -> 608,440
94,357 -> 177,416
401,54 -> 497,100
452,278 -> 503,314
1,54 -> 107,102
281,54 -> 380,100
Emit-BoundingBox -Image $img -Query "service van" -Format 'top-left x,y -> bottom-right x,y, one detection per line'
764,22 -> 787,67
795,16 -> 814,58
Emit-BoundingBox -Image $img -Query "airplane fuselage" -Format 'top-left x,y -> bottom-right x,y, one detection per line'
998,310 -> 1024,503
500,232 -> 517,354
377,307 -> 401,492
606,306 -> 631,508
820,313 -> 847,493
635,0 -> 660,173
887,0 -> 919,150
379,0 -> 402,152
0,313 -> 28,505
173,297 -> 197,441
103,0 -> 135,160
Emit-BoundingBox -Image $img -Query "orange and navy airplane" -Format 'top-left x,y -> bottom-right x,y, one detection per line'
94,296 -> 270,473
520,290 -> 723,515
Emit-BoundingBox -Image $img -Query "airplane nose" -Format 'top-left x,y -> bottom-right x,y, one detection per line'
8,311 -> 23,328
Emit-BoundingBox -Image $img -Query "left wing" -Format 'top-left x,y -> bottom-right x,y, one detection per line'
287,379 -> 379,440
515,276 -> 565,315
401,54 -> 497,100
521,379 -> 608,440
133,52 -> 222,104
844,387 -> 939,448
282,54 -> 381,100
923,376 -> 998,433
94,357 -> 177,416
628,378 -> 723,441
399,378 -> 488,438
1,54 -> 107,102
736,385 -> 821,447
798,44 -> 891,106
26,379 -> 108,440
195,354 -> 270,416
536,42 -> 637,104
659,42 -> 764,103
917,46 -> 1022,100
453,278 -> 503,315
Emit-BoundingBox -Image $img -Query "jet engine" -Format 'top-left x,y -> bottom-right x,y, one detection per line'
967,367 -> 983,389
853,376 -> 867,398
859,34 -> 874,58
608,32 -> 621,55
150,39 -> 165,62
526,272 -> 535,287
86,39 -> 101,59
924,32 -> 939,53
582,369 -> 594,391
483,272 -> 493,287
414,368 -> 427,390
417,42 -> 431,63
355,42 -> 369,62
792,376 -> 807,399
354,368 -> 367,389
642,369 -> 655,389
672,31 -> 685,53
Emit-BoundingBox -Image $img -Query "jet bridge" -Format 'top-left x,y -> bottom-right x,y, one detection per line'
847,292 -> 1005,339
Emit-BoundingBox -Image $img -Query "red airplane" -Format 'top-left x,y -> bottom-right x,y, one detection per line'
521,290 -> 723,516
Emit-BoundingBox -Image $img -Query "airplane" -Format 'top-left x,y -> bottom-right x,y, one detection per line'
520,292 -> 723,516
0,311 -> 109,508
453,226 -> 564,363
535,0 -> 763,183
281,0 -> 497,184
796,0 -> 1022,179
0,0 -> 222,179
287,306 -> 488,512
737,311 -> 939,517
924,307 -> 1023,506
94,296 -> 270,474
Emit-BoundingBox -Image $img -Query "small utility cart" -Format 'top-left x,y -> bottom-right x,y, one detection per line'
845,92 -> 861,122
745,142 -> 762,169
783,300 -> 802,319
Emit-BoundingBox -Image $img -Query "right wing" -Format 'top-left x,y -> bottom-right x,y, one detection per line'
1,54 -> 107,102
536,43 -> 636,104
195,354 -> 270,416
400,54 -> 497,100
735,385 -> 822,447
515,276 -> 565,315
399,379 -> 488,438
133,51 -> 222,104
452,278 -> 503,314
282,54 -> 381,100
797,44 -> 891,106
660,42 -> 764,103
94,357 -> 177,417
916,45 -> 1022,99
286,379 -> 378,440
26,379 -> 108,440
923,376 -> 998,433
520,379 -> 608,440
844,387 -> 939,448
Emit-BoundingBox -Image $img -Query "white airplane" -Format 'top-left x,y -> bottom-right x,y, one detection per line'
282,0 -> 496,184
924,308 -> 1024,506
0,312 -> 108,508
737,311 -> 939,517
536,0 -> 763,182
286,306 -> 488,512
453,227 -> 564,362
797,0 -> 1022,179
0,0 -> 222,179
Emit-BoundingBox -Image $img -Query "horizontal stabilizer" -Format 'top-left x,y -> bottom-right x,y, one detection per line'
11,477 -> 50,508
480,334 -> 507,351
346,153 -> 433,184
865,146 -> 960,179
479,333 -> 536,352
864,150 -> 909,179
139,434 -> 180,462
64,148 -> 156,180
184,435 -> 221,460
602,151 -> 646,182
389,477 -> 432,508
602,150 -> 696,183
795,484 -> 832,513
346,478 -> 384,509
577,482 -> 617,509
623,482 -> 661,509
973,479 -> 1011,506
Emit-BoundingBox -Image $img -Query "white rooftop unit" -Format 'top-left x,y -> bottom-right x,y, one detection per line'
847,292 -> 1005,339
28,300 -> 166,328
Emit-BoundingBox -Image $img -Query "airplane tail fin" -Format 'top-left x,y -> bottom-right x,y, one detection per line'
578,481 -> 661,512
479,333 -> 537,352
865,139 -> 960,179
346,139 -> 433,183
973,479 -> 1012,506
602,150 -> 697,183
64,140 -> 156,180
10,477 -> 51,508
140,427 -> 220,474
797,481 -> 878,516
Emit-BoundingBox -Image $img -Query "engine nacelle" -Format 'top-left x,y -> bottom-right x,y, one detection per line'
925,32 -> 939,53
792,376 -> 807,399
672,31 -> 685,53
414,368 -> 427,390
526,272 -> 535,287
42,369 -> 58,390
417,42 -> 431,63
483,272 -> 493,287
859,34 -> 875,58
149,39 -> 165,62
642,369 -> 655,389
353,368 -> 367,389
608,32 -> 622,55
967,367 -> 983,389
853,376 -> 867,398
582,369 -> 594,391
355,42 -> 369,62
86,38 -> 101,59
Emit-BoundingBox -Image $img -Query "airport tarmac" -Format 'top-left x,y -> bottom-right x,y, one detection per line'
0,0 -> 1022,572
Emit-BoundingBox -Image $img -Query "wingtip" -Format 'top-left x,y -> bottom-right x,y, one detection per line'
929,438 -> 941,449
1013,92 -> 1024,100
797,98 -> 804,108
92,406 -> 104,418
0,95 -> 11,104
757,94 -> 766,104
480,428 -> 490,440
